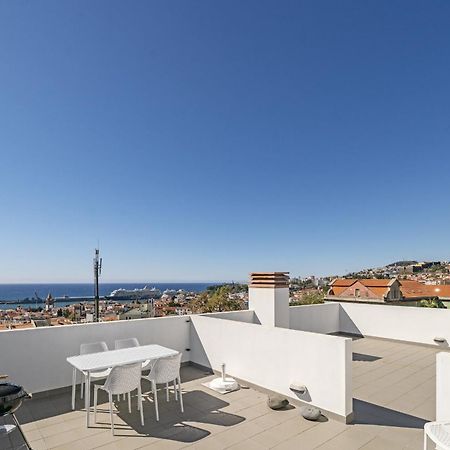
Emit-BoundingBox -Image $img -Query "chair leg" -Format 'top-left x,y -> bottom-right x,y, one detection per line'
137,382 -> 141,411
138,385 -> 144,426
153,381 -> 159,421
166,382 -> 169,402
81,374 -> 84,399
178,377 -> 184,413
109,392 -> 114,435
71,368 -> 76,410
174,380 -> 178,401
86,372 -> 91,427
128,392 -> 131,414
94,386 -> 98,423
423,431 -> 427,450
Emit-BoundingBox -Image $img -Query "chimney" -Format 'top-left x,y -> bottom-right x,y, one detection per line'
248,272 -> 290,328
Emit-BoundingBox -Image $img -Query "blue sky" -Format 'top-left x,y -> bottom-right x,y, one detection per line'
1,1 -> 449,282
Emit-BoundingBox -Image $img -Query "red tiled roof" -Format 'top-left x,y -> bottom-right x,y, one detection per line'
329,286 -> 350,296
360,279 -> 393,287
399,280 -> 450,299
330,279 -> 357,287
368,287 -> 391,297
331,278 -> 393,287
433,286 -> 450,298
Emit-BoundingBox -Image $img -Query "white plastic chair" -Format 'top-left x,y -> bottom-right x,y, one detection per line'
93,362 -> 144,435
424,421 -> 450,449
142,352 -> 183,421
114,337 -> 152,371
71,341 -> 111,410
114,337 -> 140,350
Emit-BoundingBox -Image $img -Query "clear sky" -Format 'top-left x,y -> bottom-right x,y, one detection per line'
1,1 -> 449,283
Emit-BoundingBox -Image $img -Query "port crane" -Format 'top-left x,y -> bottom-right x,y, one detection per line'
34,291 -> 42,309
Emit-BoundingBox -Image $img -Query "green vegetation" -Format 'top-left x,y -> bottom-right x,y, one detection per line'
206,283 -> 248,294
191,284 -> 246,313
290,290 -> 325,306
429,263 -> 449,273
419,298 -> 446,308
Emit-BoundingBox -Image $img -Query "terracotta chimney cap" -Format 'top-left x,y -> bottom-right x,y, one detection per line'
249,272 -> 290,288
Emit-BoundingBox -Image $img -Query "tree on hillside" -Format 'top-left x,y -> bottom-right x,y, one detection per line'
290,291 -> 324,306
191,286 -> 245,313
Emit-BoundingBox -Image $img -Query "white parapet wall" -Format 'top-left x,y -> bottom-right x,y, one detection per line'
289,303 -> 340,334
436,352 -> 450,421
0,315 -> 191,394
204,310 -> 259,323
190,314 -> 353,421
339,302 -> 450,347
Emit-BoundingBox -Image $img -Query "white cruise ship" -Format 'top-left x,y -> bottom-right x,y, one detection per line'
108,286 -> 162,301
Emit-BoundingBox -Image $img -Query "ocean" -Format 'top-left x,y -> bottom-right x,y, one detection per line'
0,283 -> 218,310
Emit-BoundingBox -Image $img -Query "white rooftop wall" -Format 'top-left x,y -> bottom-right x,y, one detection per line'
190,314 -> 352,420
0,315 -> 191,394
289,302 -> 450,348
437,352 -> 450,420
289,303 -> 340,334
339,302 -> 450,347
203,310 -> 258,323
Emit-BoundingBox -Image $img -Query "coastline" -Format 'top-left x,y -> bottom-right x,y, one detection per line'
0,282 -> 221,307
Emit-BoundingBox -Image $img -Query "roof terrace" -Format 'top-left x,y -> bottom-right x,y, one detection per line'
1,273 -> 450,449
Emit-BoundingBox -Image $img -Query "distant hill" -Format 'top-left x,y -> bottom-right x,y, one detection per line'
386,260 -> 418,267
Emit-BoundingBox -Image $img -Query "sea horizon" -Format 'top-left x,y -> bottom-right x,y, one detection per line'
0,282 -> 238,305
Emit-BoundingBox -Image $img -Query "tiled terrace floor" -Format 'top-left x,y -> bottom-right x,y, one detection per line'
0,337 -> 444,449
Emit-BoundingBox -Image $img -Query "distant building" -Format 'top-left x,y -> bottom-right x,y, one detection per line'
326,278 -> 450,305
326,278 -> 402,303
32,319 -> 51,327
45,293 -> 55,311
400,261 -> 442,274
119,302 -> 154,320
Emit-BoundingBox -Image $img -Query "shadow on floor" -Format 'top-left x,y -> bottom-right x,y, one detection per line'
353,399 -> 427,429
17,365 -> 211,425
329,331 -> 364,341
17,366 -> 245,445
352,352 -> 382,362
91,389 -> 245,442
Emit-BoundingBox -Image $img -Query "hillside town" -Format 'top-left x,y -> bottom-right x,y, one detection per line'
1,261 -> 449,330
0,284 -> 249,330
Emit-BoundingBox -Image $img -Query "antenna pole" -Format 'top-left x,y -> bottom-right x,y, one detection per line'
94,248 -> 101,322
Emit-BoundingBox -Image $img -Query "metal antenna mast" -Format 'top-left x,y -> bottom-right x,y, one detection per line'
93,248 -> 102,322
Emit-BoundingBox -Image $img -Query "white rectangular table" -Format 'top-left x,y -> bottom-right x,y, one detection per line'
67,344 -> 179,426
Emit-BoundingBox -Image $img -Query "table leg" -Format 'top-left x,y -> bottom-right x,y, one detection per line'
86,371 -> 91,427
71,368 -> 76,410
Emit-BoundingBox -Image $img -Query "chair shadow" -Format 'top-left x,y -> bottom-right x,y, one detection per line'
353,399 -> 428,429
110,389 -> 245,442
17,365 -> 245,445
